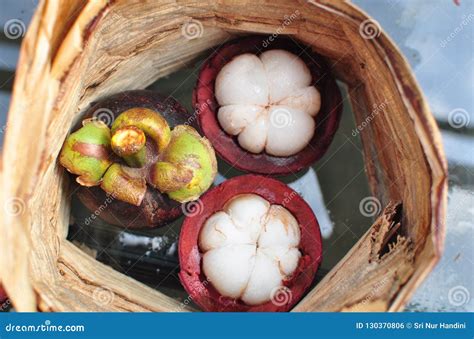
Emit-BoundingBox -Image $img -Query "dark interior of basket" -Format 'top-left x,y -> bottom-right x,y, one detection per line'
67,49 -> 373,306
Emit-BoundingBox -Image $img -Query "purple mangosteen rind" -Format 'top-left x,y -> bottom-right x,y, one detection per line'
82,90 -> 198,130
70,90 -> 199,229
193,35 -> 342,176
178,174 -> 322,312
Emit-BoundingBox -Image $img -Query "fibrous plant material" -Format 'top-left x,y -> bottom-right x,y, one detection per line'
0,0 -> 446,313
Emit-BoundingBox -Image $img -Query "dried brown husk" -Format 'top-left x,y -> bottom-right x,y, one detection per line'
0,0 -> 446,312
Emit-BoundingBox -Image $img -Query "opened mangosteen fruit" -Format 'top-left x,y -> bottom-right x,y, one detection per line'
60,90 -> 217,229
193,36 -> 342,175
178,174 -> 322,311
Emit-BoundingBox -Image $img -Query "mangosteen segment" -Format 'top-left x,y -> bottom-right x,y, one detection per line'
193,36 -> 343,175
200,194 -> 302,306
215,50 -> 321,157
178,174 -> 322,312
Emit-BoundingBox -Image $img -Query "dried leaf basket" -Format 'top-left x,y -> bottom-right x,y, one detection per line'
0,0 -> 447,312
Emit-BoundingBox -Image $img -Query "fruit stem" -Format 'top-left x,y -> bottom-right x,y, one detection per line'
111,107 -> 171,154
111,126 -> 146,167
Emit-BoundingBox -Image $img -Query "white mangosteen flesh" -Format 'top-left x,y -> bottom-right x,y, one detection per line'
215,50 -> 321,157
199,194 -> 302,306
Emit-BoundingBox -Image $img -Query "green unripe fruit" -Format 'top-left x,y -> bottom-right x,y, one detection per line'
59,119 -> 112,186
101,163 -> 147,206
150,125 -> 217,203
